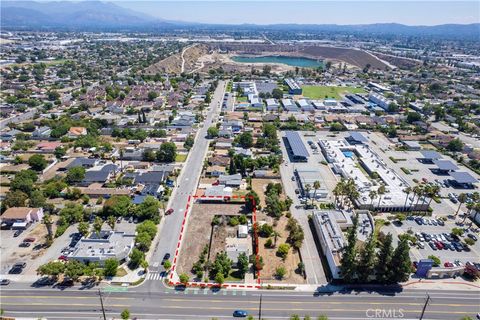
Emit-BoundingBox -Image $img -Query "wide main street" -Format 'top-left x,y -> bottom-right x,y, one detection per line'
144,79 -> 226,289
1,285 -> 479,320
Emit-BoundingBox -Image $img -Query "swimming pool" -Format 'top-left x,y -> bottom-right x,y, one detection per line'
342,151 -> 355,158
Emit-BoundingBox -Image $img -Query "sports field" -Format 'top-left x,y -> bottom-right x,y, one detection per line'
302,85 -> 366,99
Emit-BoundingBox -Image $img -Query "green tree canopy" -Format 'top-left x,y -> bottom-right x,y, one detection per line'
28,154 -> 48,171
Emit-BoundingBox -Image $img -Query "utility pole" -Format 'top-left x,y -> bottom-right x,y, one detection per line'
258,293 -> 263,320
419,293 -> 430,320
98,289 -> 107,320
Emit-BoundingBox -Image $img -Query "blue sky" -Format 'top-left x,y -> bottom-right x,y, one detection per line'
115,1 -> 480,25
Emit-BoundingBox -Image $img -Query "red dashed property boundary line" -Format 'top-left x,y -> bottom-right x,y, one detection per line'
168,195 -> 261,289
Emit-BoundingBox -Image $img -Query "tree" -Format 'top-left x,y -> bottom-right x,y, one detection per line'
210,251 -> 233,278
54,146 -> 66,159
65,166 -> 86,184
107,216 -> 116,230
78,221 -> 89,237
136,220 -> 158,239
147,91 -> 158,101
428,255 -> 441,267
447,138 -> 464,152
277,243 -> 290,260
376,233 -> 394,282
42,213 -> 54,241
339,216 -> 358,283
64,260 -> 85,281
357,232 -> 377,283
30,190 -> 46,208
260,223 -> 274,237
3,190 -> 28,208
388,238 -> 411,283
245,191 -> 259,212
156,142 -> 177,163
215,272 -> 225,285
236,132 -> 253,148
104,258 -> 119,277
103,195 -> 132,217
456,193 -> 468,216
129,248 -> 144,269
179,273 -> 189,284
135,232 -> 152,252
163,260 -> 172,271
406,111 -> 422,124
272,88 -> 283,100
37,261 -> 65,279
121,309 -> 130,320
136,196 -> 161,222
93,216 -> 103,235
275,266 -> 287,279
28,154 -> 47,171
184,135 -> 194,150
10,170 -> 37,195
237,252 -> 249,278
207,126 -> 219,138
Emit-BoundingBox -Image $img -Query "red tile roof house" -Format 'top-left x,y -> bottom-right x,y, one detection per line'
36,141 -> 62,153
1,207 -> 44,228
67,127 -> 87,139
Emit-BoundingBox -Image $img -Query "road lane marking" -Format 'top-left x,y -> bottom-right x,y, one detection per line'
163,298 -> 478,307
1,302 -> 129,307
0,295 -> 133,300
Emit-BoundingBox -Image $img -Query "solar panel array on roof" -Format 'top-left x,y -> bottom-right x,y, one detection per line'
285,131 -> 309,159
433,160 -> 459,171
449,171 -> 478,184
349,132 -> 368,142
420,150 -> 442,160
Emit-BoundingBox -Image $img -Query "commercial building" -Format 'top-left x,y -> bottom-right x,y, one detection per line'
319,137 -> 422,211
281,99 -> 299,112
312,210 -> 373,279
284,131 -> 309,162
284,78 -> 302,95
265,98 -> 280,111
1,207 -> 44,229
69,230 -> 135,265
294,166 -> 328,199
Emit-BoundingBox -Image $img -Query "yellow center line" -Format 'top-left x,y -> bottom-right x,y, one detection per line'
1,295 -> 134,300
1,302 -> 129,307
162,305 -> 477,315
164,298 -> 479,307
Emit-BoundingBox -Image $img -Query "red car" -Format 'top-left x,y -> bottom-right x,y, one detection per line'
58,255 -> 68,261
165,209 -> 174,215
23,237 -> 36,243
444,262 -> 454,268
435,241 -> 444,250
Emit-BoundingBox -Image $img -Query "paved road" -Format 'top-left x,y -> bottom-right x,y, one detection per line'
279,132 -> 328,285
144,80 -> 226,289
1,286 -> 478,320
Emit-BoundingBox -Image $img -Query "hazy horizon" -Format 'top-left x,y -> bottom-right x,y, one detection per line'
109,1 -> 479,26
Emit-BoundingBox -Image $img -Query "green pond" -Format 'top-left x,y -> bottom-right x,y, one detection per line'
232,55 -> 323,68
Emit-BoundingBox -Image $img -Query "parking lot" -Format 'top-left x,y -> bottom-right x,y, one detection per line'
1,217 -> 137,277
384,215 -> 480,267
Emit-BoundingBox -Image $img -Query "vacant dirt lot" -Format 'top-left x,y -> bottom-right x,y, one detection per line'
256,210 -> 305,284
177,202 -> 248,280
251,178 -> 284,207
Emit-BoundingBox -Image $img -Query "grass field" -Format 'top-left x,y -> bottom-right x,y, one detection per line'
302,85 -> 366,99
175,154 -> 188,162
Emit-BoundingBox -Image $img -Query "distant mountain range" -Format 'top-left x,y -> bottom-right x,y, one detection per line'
1,1 -> 479,40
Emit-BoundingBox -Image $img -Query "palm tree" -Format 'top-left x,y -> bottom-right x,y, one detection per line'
377,185 -> 386,211
119,148 -> 124,170
272,231 -> 280,247
42,214 -> 53,241
369,190 -> 377,209
403,187 -> 412,211
312,181 -> 321,206
425,185 -> 440,214
456,193 -> 468,216
107,216 -> 116,231
413,184 -> 424,212
468,203 -> 480,226
304,184 -> 311,201
333,183 -> 342,207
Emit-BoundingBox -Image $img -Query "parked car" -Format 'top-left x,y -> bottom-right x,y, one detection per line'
13,262 -> 26,269
429,242 -> 437,250
19,242 -> 31,248
417,242 -> 425,249
437,219 -> 445,226
165,208 -> 174,215
23,237 -> 36,243
128,216 -> 134,223
13,230 -> 22,237
0,279 -> 10,285
444,262 -> 454,268
435,241 -> 444,250
233,310 -> 248,317
116,217 -> 122,223
467,234 -> 478,241
58,255 -> 68,261
162,253 -> 171,265
8,266 -> 23,274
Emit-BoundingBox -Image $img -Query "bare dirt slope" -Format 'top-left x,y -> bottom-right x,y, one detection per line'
144,44 -> 209,75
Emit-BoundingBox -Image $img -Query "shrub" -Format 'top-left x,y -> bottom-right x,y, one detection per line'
428,255 -> 441,267
265,238 -> 273,248
275,266 -> 287,279
229,216 -> 239,226
277,243 -> 290,260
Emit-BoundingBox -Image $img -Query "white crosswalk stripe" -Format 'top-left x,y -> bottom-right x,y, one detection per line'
146,272 -> 162,281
